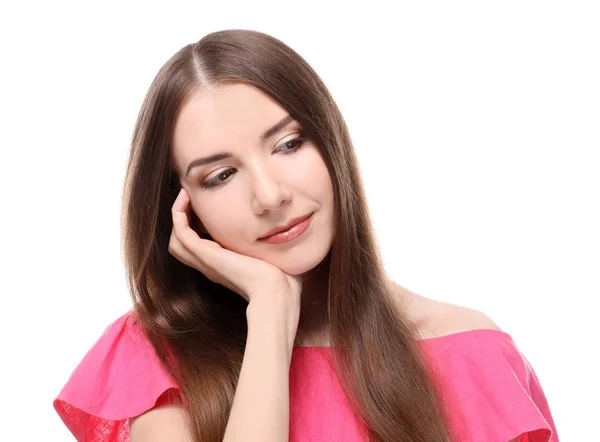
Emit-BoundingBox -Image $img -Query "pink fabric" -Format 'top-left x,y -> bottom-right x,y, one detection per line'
54,312 -> 558,441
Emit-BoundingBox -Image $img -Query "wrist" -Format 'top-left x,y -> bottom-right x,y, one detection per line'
246,296 -> 300,348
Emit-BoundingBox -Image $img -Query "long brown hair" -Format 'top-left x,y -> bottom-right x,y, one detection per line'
121,29 -> 455,441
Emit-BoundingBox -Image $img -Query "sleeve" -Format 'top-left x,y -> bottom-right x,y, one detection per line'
432,330 -> 559,442
488,334 -> 559,442
53,312 -> 181,442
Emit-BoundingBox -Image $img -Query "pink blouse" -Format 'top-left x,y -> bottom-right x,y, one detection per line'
53,312 -> 558,441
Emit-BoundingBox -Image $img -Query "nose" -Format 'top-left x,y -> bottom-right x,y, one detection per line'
250,160 -> 292,214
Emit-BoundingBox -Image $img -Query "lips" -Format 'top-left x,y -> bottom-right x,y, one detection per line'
259,212 -> 313,240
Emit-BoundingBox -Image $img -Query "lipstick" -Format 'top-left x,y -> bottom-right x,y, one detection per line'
258,213 -> 313,244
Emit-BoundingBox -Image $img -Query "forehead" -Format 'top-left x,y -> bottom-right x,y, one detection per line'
172,83 -> 288,167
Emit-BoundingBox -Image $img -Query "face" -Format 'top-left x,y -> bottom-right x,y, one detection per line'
171,82 -> 336,276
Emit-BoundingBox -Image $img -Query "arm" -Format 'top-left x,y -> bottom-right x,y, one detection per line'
129,401 -> 193,441
222,296 -> 298,442
129,296 -> 298,442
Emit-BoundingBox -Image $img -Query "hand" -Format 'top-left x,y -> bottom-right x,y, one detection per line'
168,188 -> 303,305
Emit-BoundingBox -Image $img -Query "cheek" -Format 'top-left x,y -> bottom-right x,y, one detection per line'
297,149 -> 334,203
285,147 -> 329,190
304,152 -> 336,231
199,208 -> 243,244
189,147 -> 334,248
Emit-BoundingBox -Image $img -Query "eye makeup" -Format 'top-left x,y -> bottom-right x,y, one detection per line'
200,135 -> 309,191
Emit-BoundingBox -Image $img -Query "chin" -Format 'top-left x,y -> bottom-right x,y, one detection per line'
268,242 -> 332,276
278,262 -> 318,276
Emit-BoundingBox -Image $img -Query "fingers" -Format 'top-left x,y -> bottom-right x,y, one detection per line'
171,188 -> 202,251
168,231 -> 197,269
172,187 -> 192,231
168,188 -> 264,301
170,188 -> 221,275
172,186 -> 190,212
170,188 -> 204,263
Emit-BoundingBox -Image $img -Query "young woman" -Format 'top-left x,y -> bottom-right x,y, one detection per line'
53,29 -> 558,442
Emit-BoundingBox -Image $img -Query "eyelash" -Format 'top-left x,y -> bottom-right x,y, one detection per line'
200,136 -> 309,190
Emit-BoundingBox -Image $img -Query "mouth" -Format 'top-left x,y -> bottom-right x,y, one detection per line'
258,212 -> 314,244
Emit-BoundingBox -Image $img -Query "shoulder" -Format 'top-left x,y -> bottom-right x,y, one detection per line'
389,281 -> 502,340
389,284 -> 559,441
420,299 -> 502,340
129,392 -> 192,442
53,311 -> 181,441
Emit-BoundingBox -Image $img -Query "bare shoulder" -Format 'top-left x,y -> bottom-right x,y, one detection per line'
389,281 -> 502,340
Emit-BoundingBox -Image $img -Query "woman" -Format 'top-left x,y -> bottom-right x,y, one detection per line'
53,29 -> 558,442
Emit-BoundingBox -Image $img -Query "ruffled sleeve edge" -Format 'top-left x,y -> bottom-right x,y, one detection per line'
52,312 -> 181,441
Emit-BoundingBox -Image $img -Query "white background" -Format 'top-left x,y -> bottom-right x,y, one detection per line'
1,1 -> 598,440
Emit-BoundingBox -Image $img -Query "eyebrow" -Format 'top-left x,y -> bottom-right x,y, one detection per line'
184,114 -> 296,179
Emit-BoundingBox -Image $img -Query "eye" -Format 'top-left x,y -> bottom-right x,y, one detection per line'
200,135 -> 309,190
274,136 -> 309,154
201,168 -> 236,190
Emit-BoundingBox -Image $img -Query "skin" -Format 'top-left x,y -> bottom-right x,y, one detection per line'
131,82 -> 510,442
171,82 -> 335,345
169,81 -> 502,345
